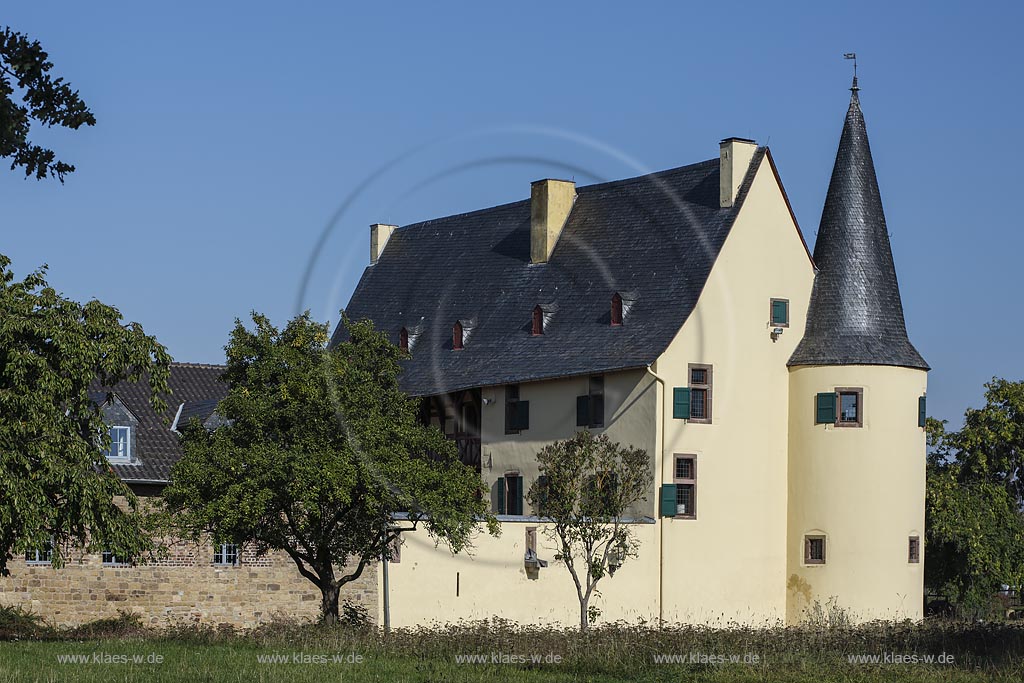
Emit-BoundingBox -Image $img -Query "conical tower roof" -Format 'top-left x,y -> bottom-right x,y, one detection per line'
789,78 -> 928,370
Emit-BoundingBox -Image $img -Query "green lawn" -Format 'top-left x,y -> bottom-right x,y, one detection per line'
1,613 -> 1023,682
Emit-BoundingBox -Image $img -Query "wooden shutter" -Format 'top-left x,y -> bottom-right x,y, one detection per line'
659,484 -> 677,517
576,396 -> 590,426
508,475 -> 523,515
495,476 -> 505,514
918,395 -> 927,428
772,299 -> 788,325
514,400 -> 530,431
816,392 -> 836,424
673,387 -> 691,420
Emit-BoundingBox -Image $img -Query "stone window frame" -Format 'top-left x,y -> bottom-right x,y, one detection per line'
770,297 -> 790,327
908,536 -> 921,564
835,387 -> 863,428
804,534 -> 826,565
688,364 -> 713,424
672,454 -> 697,519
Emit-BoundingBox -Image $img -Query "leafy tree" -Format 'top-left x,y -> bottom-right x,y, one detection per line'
925,382 -> 1024,616
0,254 -> 171,575
525,431 -> 650,631
1,27 -> 95,181
162,313 -> 496,623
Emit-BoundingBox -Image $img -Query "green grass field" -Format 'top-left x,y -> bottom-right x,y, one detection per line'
1,609 -> 1023,682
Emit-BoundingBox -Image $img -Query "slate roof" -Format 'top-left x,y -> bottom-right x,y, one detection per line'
96,362 -> 228,483
338,150 -> 768,396
789,79 -> 928,370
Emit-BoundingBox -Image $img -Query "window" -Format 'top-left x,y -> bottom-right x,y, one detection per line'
576,375 -> 605,428
399,327 -> 409,352
688,364 -> 712,423
909,536 -> 920,563
673,455 -> 696,519
25,540 -> 53,564
770,298 -> 789,327
214,543 -> 239,566
804,535 -> 826,565
815,388 -> 863,427
496,472 -> 523,515
532,305 -> 544,336
101,551 -> 129,566
452,321 -> 464,350
107,426 -> 131,462
837,388 -> 862,427
611,293 -> 623,326
504,385 -> 530,434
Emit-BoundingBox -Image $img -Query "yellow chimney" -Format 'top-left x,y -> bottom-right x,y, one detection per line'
719,138 -> 757,208
370,223 -> 397,265
530,179 -> 576,264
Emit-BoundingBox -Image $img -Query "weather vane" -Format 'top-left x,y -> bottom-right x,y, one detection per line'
844,52 -> 858,77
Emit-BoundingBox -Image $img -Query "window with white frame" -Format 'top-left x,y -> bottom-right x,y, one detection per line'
213,543 -> 239,566
101,551 -> 129,566
107,426 -> 131,462
25,539 -> 53,564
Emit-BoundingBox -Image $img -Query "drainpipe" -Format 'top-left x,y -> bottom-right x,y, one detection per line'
382,530 -> 391,634
645,364 -> 667,626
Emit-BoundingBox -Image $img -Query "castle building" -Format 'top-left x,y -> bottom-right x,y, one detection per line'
341,78 -> 928,626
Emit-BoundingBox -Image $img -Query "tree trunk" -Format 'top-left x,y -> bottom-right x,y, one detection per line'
320,582 -> 341,625
579,594 -> 589,632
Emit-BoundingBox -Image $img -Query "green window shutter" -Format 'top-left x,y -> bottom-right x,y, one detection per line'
576,396 -> 590,427
659,484 -> 678,517
816,392 -> 836,424
918,395 -> 927,428
673,387 -> 691,420
515,400 -> 530,430
495,476 -> 506,514
772,299 -> 789,325
509,476 -> 523,516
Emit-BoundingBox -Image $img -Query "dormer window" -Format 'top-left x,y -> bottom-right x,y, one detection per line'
532,306 -> 544,336
399,327 -> 409,352
611,293 -> 623,326
453,321 -> 464,350
107,426 -> 131,462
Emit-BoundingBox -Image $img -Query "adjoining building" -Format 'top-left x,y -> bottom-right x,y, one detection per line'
0,78 -> 926,628
341,76 -> 927,626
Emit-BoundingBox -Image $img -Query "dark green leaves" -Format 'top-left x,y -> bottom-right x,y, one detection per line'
1,27 -> 96,181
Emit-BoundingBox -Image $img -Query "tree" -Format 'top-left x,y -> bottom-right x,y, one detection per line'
162,312 -> 496,623
1,26 -> 95,181
925,381 -> 1024,616
0,254 -> 171,575
525,431 -> 650,631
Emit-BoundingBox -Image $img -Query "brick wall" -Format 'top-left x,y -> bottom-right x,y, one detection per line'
0,541 -> 378,629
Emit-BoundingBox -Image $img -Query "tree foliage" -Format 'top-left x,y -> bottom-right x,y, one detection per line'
0,254 -> 171,575
525,431 -> 650,631
162,312 -> 495,623
925,380 -> 1024,616
1,27 -> 95,181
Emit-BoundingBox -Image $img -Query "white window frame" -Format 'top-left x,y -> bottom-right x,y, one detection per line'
101,550 -> 130,567
107,426 -> 132,462
213,543 -> 240,566
25,539 -> 54,565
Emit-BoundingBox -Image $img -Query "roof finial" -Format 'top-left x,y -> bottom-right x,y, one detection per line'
843,52 -> 859,92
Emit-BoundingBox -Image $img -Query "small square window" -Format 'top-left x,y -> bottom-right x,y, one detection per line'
909,536 -> 920,564
770,298 -> 789,327
25,540 -> 53,564
214,543 -> 239,566
805,535 -> 826,565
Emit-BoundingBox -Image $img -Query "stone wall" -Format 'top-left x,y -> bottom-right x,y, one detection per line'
0,541 -> 378,629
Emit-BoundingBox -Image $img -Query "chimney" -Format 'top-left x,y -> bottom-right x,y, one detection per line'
719,138 -> 757,208
370,223 -> 397,265
530,179 -> 576,264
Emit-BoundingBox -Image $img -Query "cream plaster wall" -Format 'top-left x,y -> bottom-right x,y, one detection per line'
786,364 -> 927,623
655,155 -> 815,625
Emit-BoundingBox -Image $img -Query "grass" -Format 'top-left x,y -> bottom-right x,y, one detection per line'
1,607 -> 1023,682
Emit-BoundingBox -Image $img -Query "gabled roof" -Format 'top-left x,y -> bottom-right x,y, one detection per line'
338,150 -> 768,396
789,80 -> 928,370
95,362 -> 228,483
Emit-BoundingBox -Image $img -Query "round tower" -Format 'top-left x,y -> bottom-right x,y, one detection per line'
786,77 -> 928,623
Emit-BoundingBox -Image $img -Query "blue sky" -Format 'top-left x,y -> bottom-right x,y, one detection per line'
3,1 -> 1021,426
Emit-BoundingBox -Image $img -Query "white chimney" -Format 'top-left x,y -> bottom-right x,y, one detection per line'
370,223 -> 397,265
719,138 -> 757,208
530,179 -> 576,264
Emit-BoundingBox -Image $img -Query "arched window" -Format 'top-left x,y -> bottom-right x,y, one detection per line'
611,293 -> 623,326
453,321 -> 464,350
399,327 -> 409,352
532,305 -> 544,336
